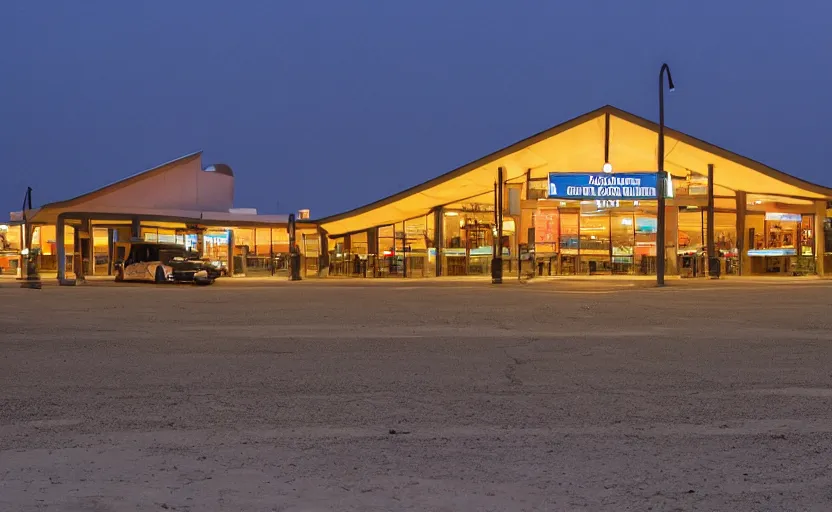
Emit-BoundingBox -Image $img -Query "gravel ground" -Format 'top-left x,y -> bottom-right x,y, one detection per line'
2,279 -> 832,511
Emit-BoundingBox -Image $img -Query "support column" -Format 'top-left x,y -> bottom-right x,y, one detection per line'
706,164 -> 717,277
131,217 -> 141,239
107,228 -> 114,275
492,167 -> 504,284
736,191 -> 748,275
57,216 -> 66,282
196,230 -> 205,258
434,207 -> 443,277
84,218 -> 93,277
227,229 -> 235,276
664,205 -> 679,275
318,227 -> 330,277
401,221 -> 407,278
815,200 -> 826,276
73,222 -> 85,282
657,172 -> 667,285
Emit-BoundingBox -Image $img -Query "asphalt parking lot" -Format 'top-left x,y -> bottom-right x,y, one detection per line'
2,279 -> 832,511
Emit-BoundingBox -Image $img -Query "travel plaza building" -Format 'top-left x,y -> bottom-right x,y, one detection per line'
2,105 -> 832,281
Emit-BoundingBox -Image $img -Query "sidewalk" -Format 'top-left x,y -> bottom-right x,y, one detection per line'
2,272 -> 828,289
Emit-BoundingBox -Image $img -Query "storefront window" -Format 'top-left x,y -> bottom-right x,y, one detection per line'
0,225 -> 21,251
747,214 -> 765,251
351,232 -> 369,255
255,228 -> 272,255
403,216 -> 427,277
440,207 -> 494,276
633,208 -> 657,275
157,228 -> 177,244
534,209 -> 559,255
745,212 -> 807,274
441,213 -> 464,276
800,216 -> 814,257
0,225 -> 22,276
203,229 -> 229,267
233,228 -> 255,252
713,212 -> 737,254
329,236 -> 347,276
30,225 -> 72,272
611,210 -> 635,274
93,228 -> 109,275
580,207 -> 611,274
301,230 -> 320,276
678,209 -> 705,254
239,228 -> 272,275
559,211 -> 579,275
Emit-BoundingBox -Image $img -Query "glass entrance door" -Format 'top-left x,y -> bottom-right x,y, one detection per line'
580,210 -> 611,274
611,210 -> 635,274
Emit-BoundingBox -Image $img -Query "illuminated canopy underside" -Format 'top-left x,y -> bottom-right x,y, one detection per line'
320,105 -> 832,236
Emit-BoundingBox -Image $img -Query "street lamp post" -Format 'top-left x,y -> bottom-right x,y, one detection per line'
656,63 -> 675,286
20,187 -> 41,290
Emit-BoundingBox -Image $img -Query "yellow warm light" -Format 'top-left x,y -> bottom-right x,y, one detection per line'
319,106 -> 832,236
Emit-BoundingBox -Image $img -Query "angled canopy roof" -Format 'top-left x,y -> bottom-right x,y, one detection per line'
27,152 -> 237,224
320,105 -> 832,236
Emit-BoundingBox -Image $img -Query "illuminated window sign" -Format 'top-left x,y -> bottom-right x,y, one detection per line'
548,172 -> 661,200
635,217 -> 657,234
747,248 -> 797,257
764,212 -> 802,222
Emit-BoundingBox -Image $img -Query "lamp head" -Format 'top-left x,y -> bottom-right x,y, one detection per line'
663,63 -> 675,91
602,162 -> 613,173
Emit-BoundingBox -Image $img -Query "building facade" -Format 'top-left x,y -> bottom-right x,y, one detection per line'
316,106 -> 832,279
4,105 -> 831,282
4,152 -> 319,281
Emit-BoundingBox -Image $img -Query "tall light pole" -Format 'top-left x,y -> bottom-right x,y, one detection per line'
656,63 -> 675,286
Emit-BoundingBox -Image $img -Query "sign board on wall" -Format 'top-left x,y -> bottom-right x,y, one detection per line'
548,173 -> 661,200
765,212 -> 802,222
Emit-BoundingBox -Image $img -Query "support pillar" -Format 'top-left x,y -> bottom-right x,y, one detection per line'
196,230 -> 205,258
664,204 -> 678,275
434,207 -> 443,277
107,228 -> 114,275
57,216 -> 66,282
318,227 -> 330,277
492,167 -> 504,284
736,191 -> 748,275
706,164 -> 718,278
83,218 -> 92,277
73,222 -> 85,283
131,217 -> 141,239
815,200 -> 826,276
227,229 -> 235,276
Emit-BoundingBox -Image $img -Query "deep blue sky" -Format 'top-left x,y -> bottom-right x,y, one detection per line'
3,1 -> 831,218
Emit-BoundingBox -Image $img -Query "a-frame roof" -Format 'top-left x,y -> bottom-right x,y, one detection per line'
319,105 -> 832,236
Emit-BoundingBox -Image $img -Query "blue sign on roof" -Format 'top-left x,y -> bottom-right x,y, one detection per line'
548,172 -> 660,200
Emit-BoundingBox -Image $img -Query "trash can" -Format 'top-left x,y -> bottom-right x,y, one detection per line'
708,257 -> 721,279
680,255 -> 695,278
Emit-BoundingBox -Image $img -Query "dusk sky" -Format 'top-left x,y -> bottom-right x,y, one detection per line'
3,1 -> 830,218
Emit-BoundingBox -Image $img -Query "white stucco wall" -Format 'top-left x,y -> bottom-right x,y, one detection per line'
76,156 -> 234,212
